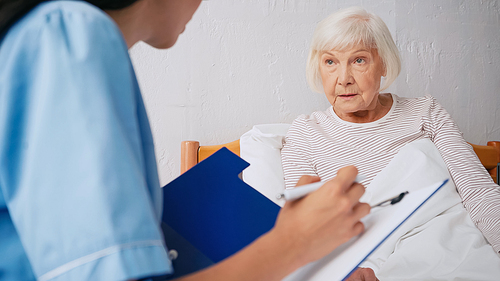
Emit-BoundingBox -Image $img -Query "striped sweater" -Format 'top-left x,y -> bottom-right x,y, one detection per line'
281,94 -> 500,254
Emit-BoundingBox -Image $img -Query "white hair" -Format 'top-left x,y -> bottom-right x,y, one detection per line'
306,7 -> 401,93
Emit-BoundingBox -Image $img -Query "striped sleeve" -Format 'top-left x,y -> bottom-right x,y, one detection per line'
428,97 -> 500,254
282,117 -> 318,189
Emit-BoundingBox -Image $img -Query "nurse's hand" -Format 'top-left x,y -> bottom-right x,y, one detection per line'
271,165 -> 370,266
345,267 -> 379,281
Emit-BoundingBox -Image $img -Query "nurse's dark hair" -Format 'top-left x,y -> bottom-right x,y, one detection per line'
0,0 -> 138,36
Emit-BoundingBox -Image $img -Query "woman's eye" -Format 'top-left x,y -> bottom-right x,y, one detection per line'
355,58 -> 365,64
326,59 -> 334,65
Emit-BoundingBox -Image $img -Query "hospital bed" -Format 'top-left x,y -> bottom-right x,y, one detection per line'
179,124 -> 500,280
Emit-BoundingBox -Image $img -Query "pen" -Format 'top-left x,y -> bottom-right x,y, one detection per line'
277,174 -> 367,201
370,191 -> 408,209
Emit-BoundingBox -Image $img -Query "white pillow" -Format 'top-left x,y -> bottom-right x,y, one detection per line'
240,124 -> 291,207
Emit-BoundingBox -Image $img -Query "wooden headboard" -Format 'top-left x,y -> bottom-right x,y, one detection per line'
180,139 -> 500,184
180,140 -> 240,174
470,141 -> 500,184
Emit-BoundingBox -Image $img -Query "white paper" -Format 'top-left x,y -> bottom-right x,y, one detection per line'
282,180 -> 447,281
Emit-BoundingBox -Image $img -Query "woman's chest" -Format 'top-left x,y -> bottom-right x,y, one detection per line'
308,121 -> 430,185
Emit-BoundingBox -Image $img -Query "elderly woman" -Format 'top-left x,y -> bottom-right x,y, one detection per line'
282,6 -> 500,280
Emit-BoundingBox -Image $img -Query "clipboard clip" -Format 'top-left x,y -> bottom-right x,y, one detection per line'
371,191 -> 409,209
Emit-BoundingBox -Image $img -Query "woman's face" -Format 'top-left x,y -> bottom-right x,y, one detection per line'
319,44 -> 385,117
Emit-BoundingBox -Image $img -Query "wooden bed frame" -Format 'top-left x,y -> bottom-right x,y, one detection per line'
181,140 -> 500,184
469,141 -> 500,184
180,140 -> 240,174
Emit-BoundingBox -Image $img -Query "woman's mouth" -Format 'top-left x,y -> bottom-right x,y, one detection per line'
338,93 -> 357,99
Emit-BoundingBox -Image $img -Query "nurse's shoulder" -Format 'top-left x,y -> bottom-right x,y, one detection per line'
0,0 -> 129,90
0,0 -> 124,59
9,1 -> 113,33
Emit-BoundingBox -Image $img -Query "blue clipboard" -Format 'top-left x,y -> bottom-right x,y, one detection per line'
161,148 -> 281,278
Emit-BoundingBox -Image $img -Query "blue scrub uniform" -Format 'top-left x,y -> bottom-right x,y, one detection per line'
0,1 -> 173,280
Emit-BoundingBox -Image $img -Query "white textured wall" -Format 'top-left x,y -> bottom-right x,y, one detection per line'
395,1 -> 500,143
129,0 -> 500,186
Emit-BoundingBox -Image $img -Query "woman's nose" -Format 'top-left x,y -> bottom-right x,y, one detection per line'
337,66 -> 354,86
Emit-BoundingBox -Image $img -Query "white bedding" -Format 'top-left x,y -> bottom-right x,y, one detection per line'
240,126 -> 500,280
240,124 -> 290,207
359,139 -> 500,280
